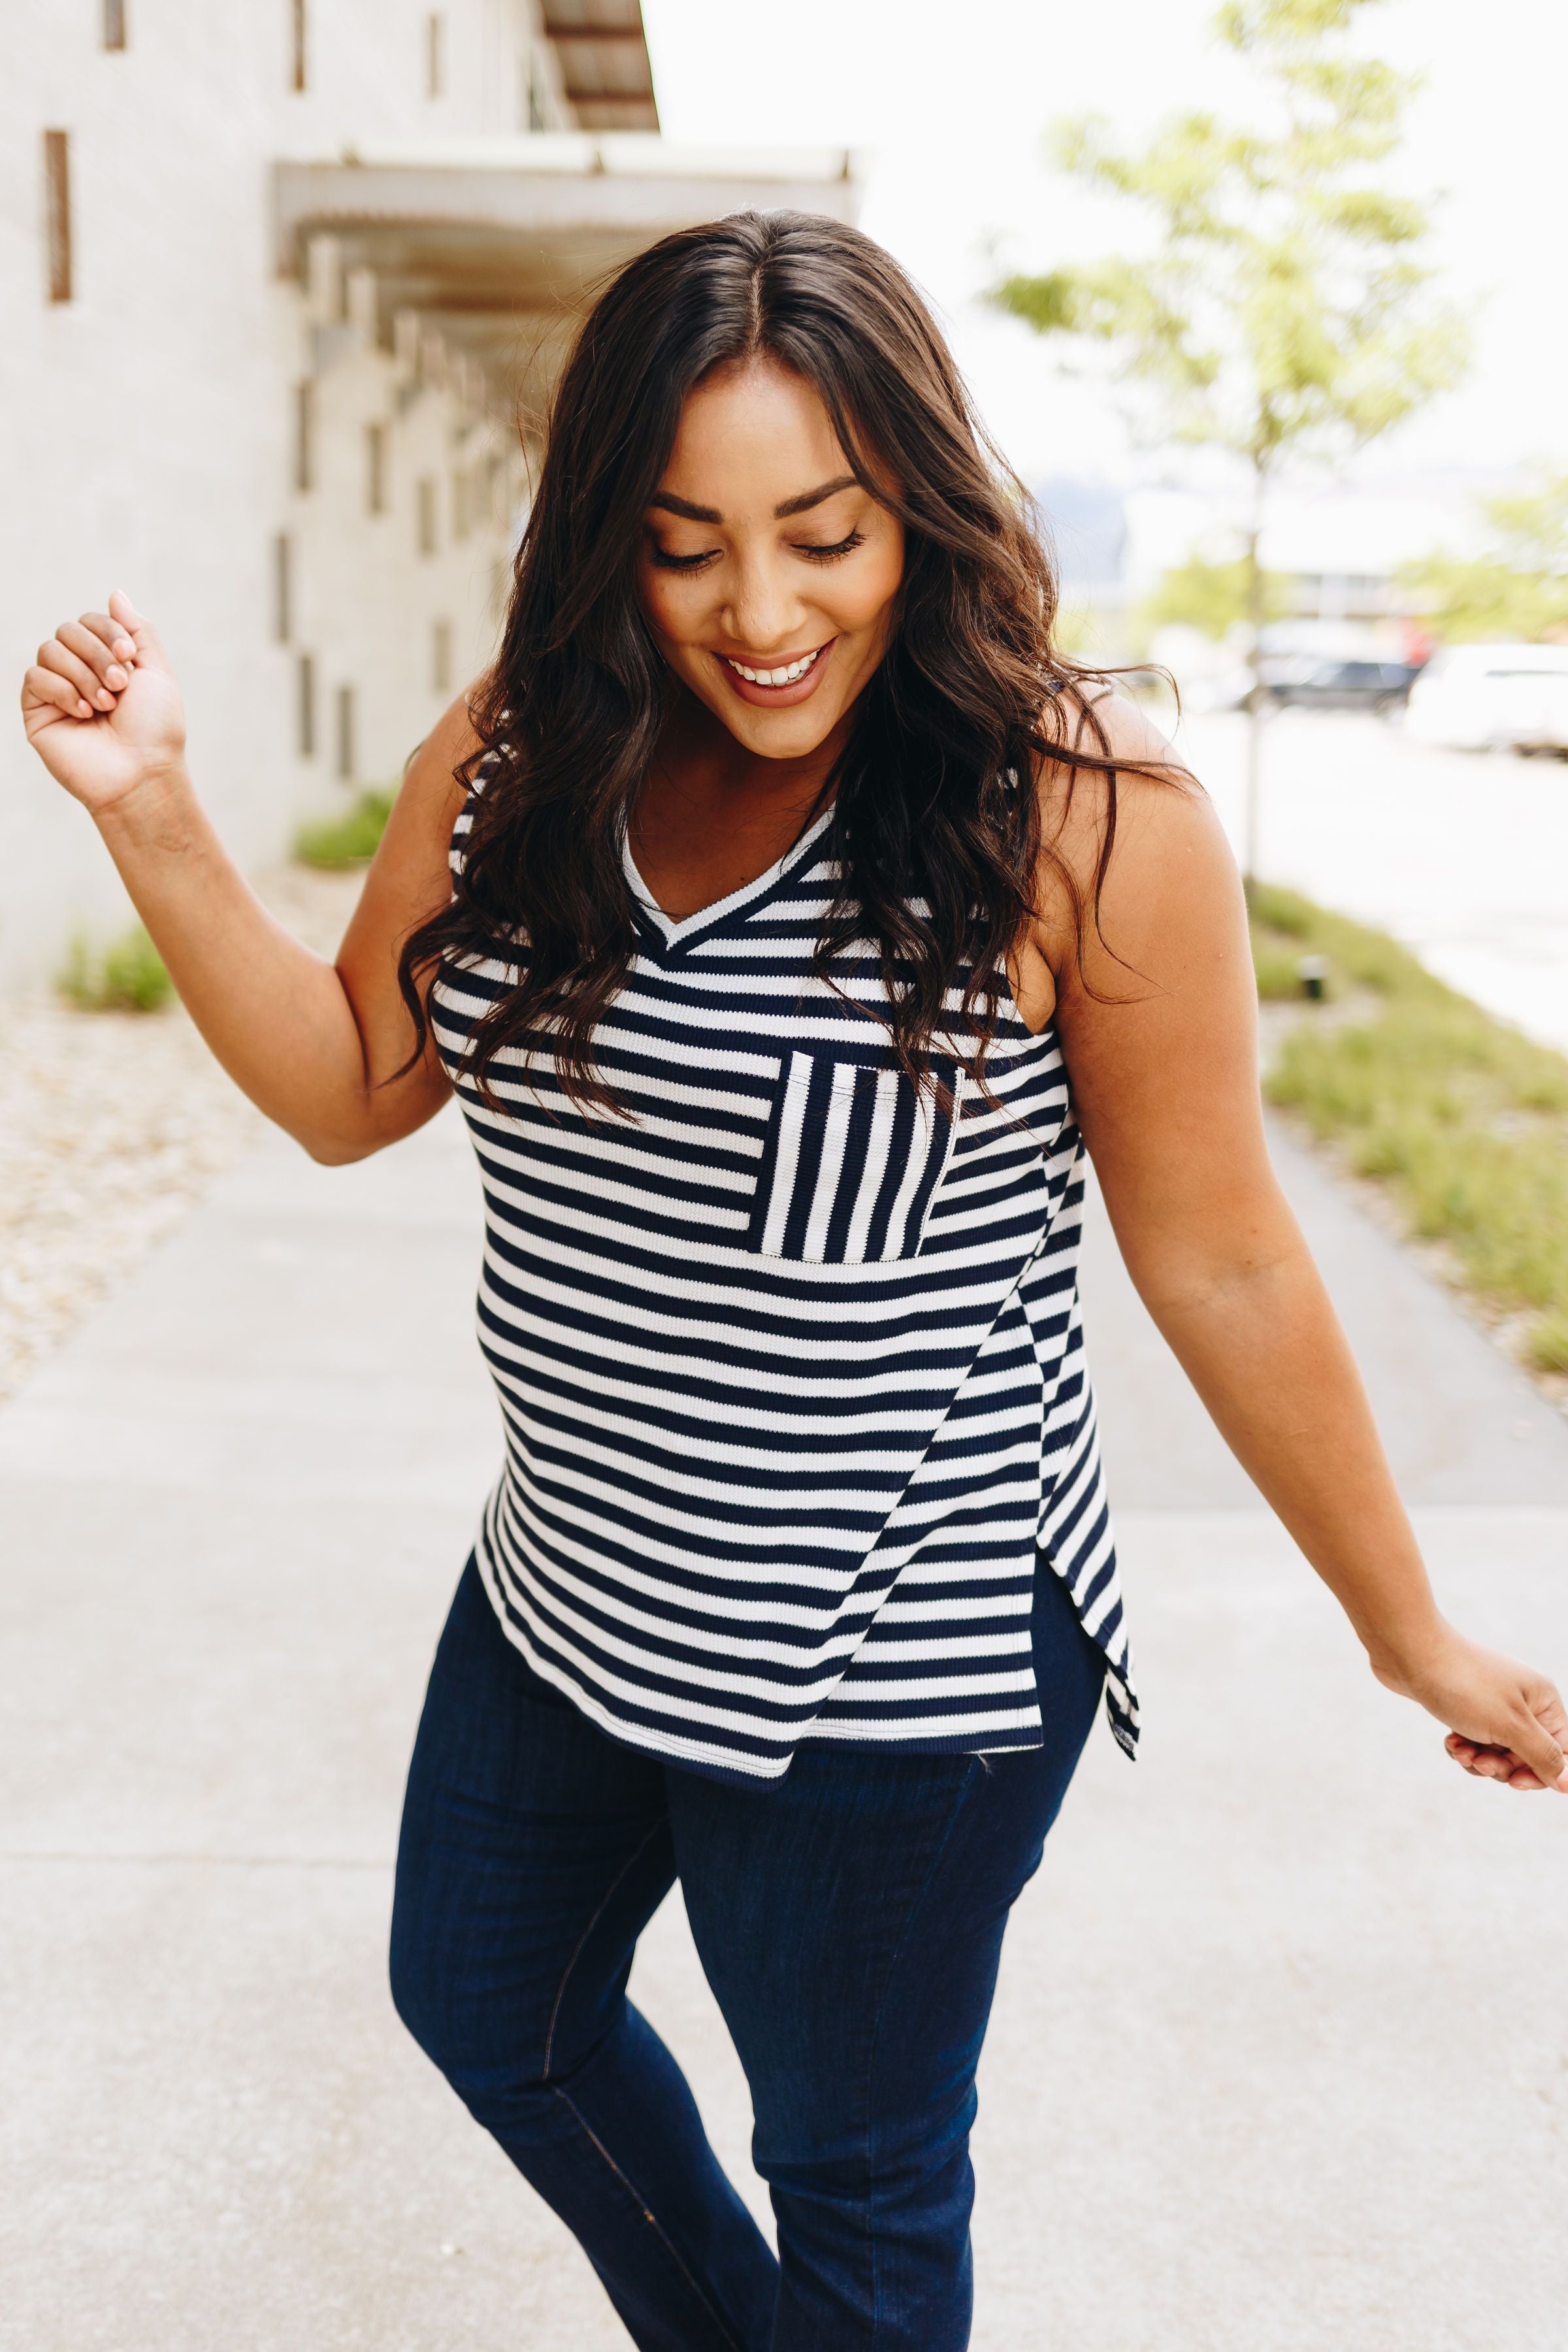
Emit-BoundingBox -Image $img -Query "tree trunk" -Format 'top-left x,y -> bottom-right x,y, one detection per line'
1243,462 -> 1267,890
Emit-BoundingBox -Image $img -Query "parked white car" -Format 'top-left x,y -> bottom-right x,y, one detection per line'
1404,642 -> 1568,754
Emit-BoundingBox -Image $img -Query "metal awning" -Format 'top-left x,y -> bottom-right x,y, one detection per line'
274,140 -> 862,412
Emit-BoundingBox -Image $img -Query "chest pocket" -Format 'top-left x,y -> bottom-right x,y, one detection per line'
746,1051 -> 960,1265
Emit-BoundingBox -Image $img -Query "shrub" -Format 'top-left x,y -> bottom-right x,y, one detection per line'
58,924 -> 173,1013
294,790 -> 395,870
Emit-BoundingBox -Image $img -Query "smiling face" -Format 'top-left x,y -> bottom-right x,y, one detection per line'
637,357 -> 906,762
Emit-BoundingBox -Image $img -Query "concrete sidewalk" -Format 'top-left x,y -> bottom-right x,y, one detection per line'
2,1106 -> 1566,2350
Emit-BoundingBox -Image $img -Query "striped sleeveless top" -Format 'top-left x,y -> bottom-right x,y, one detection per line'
433,790 -> 1138,1783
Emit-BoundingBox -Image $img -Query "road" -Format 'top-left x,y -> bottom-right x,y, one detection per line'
1175,708 -> 1568,1052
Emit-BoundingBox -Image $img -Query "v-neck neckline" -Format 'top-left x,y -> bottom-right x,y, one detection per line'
623,803 -> 836,955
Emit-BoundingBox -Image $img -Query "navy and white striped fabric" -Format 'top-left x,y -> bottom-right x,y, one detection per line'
749,1049 -> 958,1262
433,794 -> 1137,1782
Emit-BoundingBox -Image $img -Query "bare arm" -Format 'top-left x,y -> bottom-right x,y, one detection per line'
1033,695 -> 1568,1795
21,591 -> 472,1164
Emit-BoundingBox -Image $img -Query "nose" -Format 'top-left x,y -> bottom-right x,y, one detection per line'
720,544 -> 811,656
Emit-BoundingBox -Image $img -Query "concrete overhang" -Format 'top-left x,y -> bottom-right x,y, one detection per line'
274,139 -> 863,410
540,1 -> 659,131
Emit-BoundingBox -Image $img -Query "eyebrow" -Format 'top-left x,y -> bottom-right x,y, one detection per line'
775,473 -> 858,519
647,474 -> 860,526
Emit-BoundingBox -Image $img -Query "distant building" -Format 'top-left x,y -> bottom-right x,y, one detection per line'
1122,481 -> 1476,658
3,3 -> 859,990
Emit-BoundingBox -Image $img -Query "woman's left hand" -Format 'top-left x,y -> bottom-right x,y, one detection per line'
1372,1625 -> 1568,1791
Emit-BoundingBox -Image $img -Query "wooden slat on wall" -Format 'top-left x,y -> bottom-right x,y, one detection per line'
44,131 -> 72,304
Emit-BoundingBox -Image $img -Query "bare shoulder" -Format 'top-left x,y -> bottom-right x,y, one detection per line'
337,689 -> 484,974
386,689 -> 484,853
1034,685 -> 1245,996
1051,681 -> 1184,776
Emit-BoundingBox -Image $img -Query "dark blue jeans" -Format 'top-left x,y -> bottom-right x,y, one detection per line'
390,1557 -> 1103,2351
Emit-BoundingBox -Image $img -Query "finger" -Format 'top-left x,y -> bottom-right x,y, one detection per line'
1508,1701 -> 1568,1793
23,664 -> 97,723
107,589 -> 168,671
1522,1678 -> 1568,1790
1453,1740 -> 1518,1782
55,618 -> 129,693
37,638 -> 118,711
76,610 -> 139,676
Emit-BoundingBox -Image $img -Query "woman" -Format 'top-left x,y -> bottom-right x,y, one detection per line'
22,212 -> 1566,2351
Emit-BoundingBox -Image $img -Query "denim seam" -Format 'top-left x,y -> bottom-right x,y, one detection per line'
552,2084 -> 747,2352
860,1757 -> 985,2351
542,1816 -> 666,2078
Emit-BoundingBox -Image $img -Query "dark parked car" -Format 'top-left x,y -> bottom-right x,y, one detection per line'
1262,658 -> 1420,714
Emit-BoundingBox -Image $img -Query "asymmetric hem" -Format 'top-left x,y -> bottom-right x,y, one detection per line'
434,788 -> 1138,1782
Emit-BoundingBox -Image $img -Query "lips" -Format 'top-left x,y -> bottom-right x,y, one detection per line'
721,644 -> 825,688
713,638 -> 836,708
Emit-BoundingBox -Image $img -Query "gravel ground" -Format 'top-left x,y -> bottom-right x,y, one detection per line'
0,865 -> 362,1405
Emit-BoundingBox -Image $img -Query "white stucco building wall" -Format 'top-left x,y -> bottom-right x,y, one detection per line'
2,1 -> 581,992
282,261 -> 530,798
3,3 -> 859,994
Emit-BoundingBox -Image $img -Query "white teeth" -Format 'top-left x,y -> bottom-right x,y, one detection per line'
726,647 -> 820,687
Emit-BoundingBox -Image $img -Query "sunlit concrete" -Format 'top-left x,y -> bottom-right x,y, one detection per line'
2,1104 -> 1566,2347
1183,708 -> 1568,1053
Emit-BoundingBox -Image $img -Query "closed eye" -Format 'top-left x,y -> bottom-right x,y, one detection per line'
649,544 -> 719,572
649,528 -> 868,574
795,530 -> 866,563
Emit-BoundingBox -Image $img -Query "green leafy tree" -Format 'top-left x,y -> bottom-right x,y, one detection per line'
1401,472 -> 1568,645
991,0 -> 1468,877
1141,553 -> 1292,642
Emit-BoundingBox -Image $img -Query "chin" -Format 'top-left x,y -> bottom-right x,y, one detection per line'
734,708 -> 840,757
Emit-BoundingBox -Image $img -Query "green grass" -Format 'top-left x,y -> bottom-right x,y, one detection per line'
58,924 -> 173,1013
1527,1311 -> 1568,1376
293,789 -> 395,870
1250,882 -> 1568,1373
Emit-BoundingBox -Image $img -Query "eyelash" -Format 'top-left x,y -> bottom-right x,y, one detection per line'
650,529 -> 867,574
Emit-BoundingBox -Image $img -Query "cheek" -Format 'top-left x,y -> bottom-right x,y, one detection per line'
638,565 -> 708,651
837,534 -> 904,638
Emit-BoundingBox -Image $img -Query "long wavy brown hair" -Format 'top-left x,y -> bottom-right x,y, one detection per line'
398,208 -> 1151,1111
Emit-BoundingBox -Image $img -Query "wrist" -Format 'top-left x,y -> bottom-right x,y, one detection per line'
92,760 -> 200,853
1364,1607 -> 1454,1693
